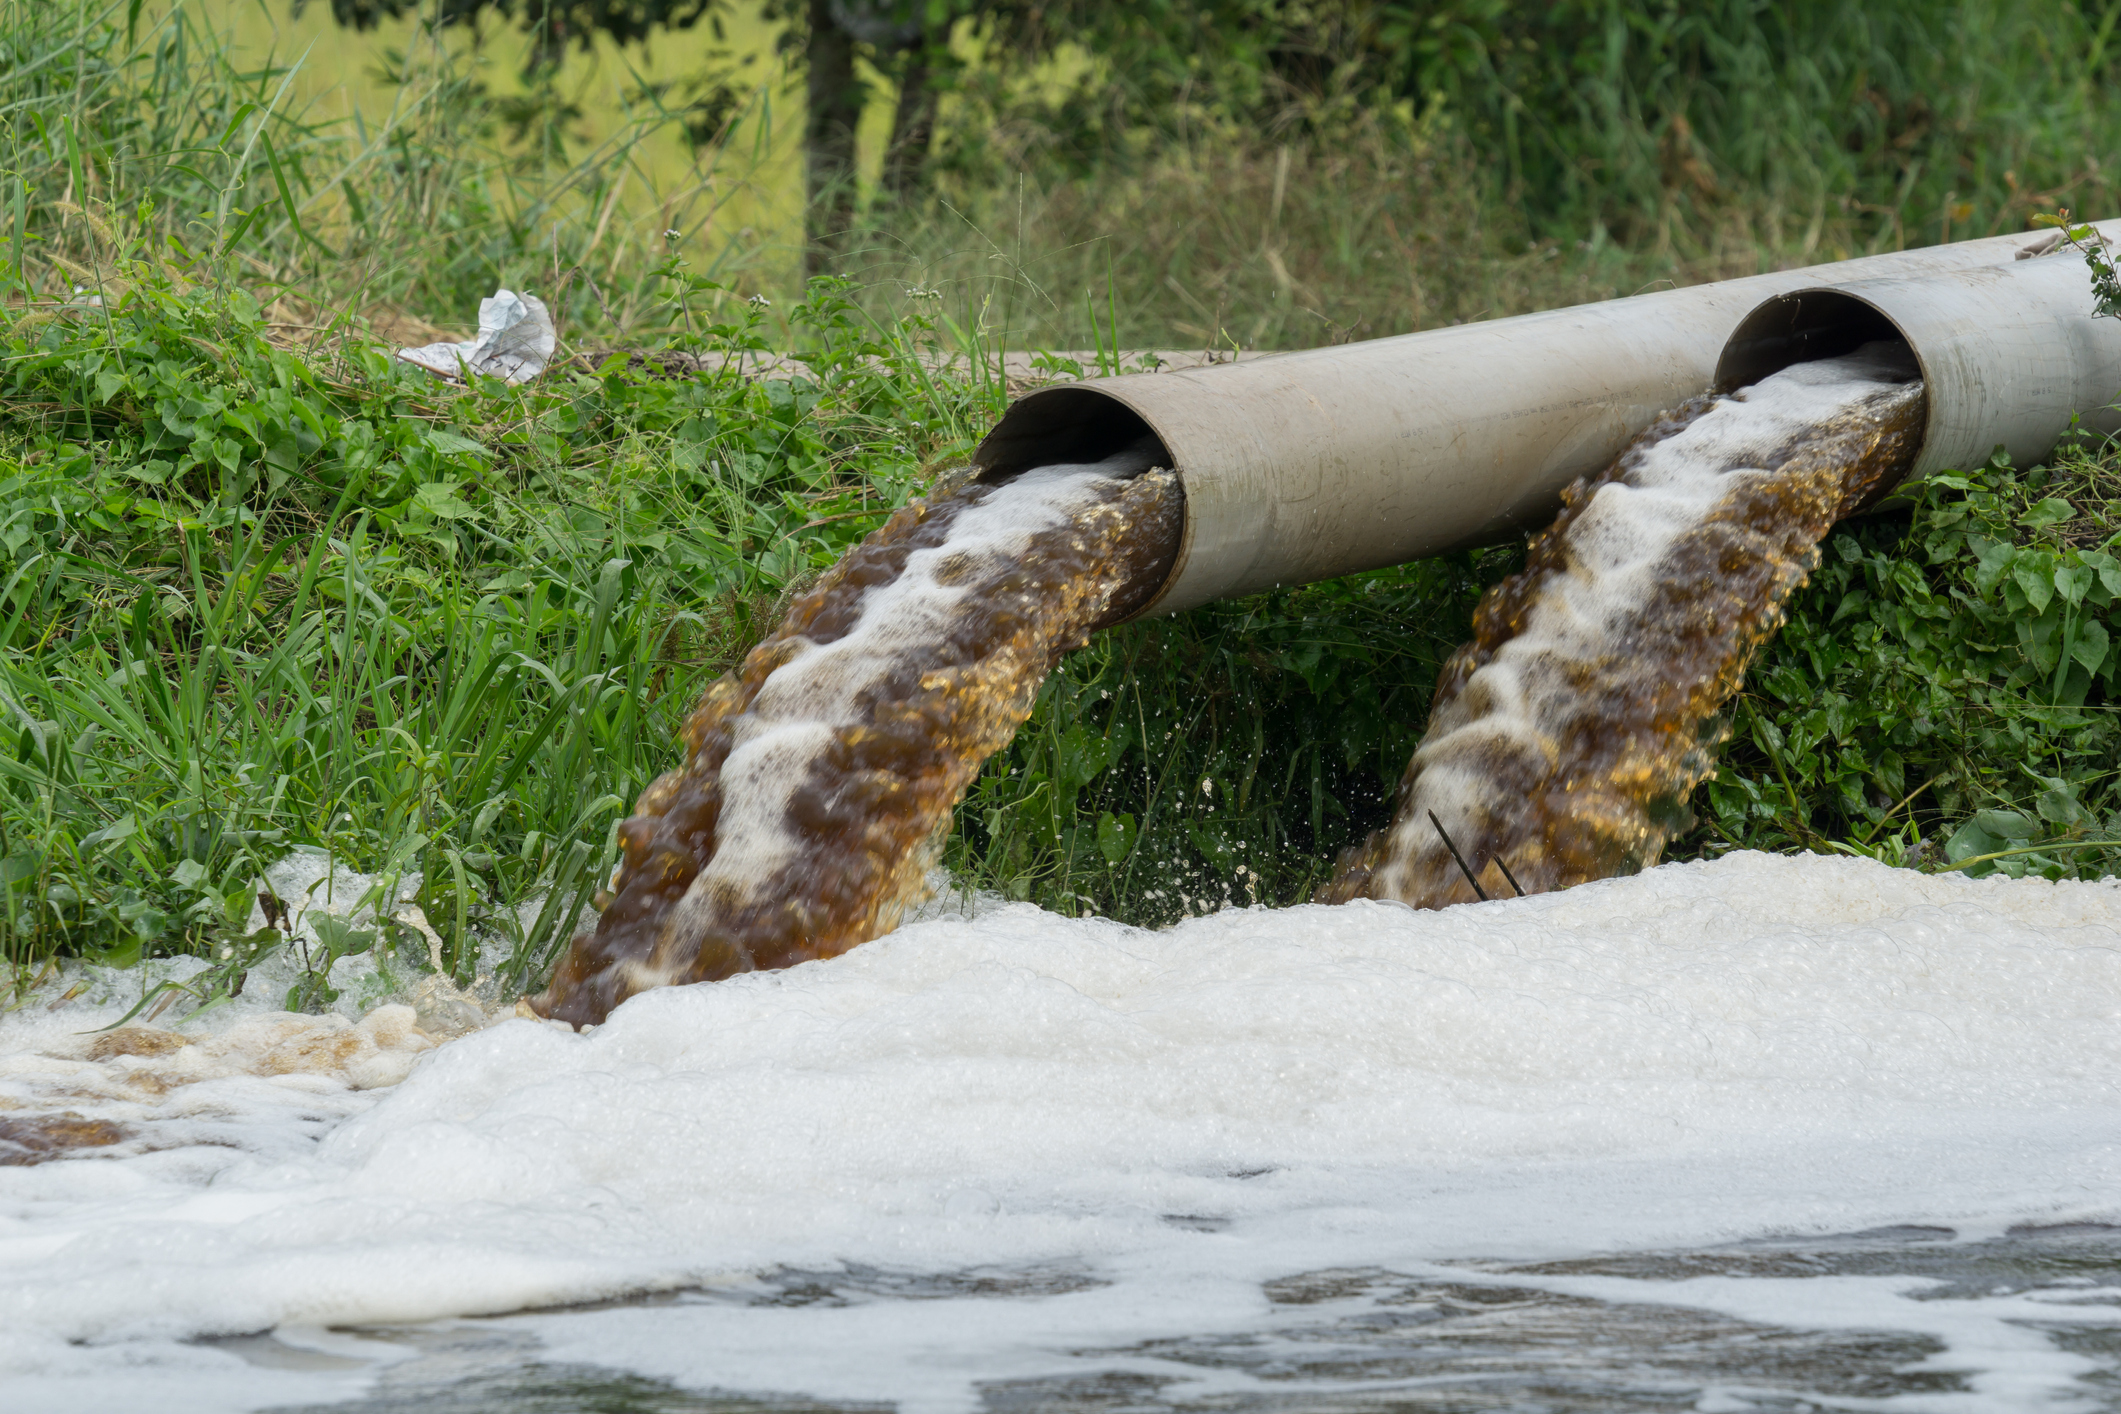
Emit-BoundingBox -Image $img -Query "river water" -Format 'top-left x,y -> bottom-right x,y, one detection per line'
4,851 -> 2119,1411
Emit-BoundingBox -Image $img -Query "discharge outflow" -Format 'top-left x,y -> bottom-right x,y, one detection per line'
1323,345 -> 1928,908
531,448 -> 1183,1028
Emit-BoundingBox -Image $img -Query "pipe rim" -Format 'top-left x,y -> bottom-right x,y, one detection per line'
1715,287 -> 1934,490
972,381 -> 1194,623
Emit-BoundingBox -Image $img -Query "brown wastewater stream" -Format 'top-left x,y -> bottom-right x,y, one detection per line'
536,344 -> 1926,1023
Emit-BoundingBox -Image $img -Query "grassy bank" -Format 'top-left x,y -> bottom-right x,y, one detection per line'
5,245 -> 2115,1015
1,2 -> 2116,1018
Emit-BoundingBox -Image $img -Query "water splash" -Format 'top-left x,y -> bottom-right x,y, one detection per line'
1324,344 -> 1927,907
532,447 -> 1183,1027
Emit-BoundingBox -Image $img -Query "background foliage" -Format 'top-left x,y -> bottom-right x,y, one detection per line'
293,0 -> 2121,257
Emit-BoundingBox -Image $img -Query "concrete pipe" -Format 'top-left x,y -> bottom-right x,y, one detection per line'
972,225 -> 2121,617
1716,256 -> 2121,487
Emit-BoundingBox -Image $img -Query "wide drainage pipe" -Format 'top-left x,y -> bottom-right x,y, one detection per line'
972,227 -> 2121,616
1717,257 -> 2121,479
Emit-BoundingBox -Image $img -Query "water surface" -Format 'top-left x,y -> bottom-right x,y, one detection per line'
5,853 -> 2118,1412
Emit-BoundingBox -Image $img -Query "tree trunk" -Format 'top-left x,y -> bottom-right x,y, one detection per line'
804,0 -> 863,275
881,38 -> 940,202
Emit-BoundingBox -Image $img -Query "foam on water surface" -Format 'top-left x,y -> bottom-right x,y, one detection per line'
3,852 -> 2119,1410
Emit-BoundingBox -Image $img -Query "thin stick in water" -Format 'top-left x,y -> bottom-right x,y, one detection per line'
1427,810 -> 1488,902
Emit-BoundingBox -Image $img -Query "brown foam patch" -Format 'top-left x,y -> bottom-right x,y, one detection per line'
87,1027 -> 192,1061
0,1005 -> 446,1166
0,1112 -> 129,1165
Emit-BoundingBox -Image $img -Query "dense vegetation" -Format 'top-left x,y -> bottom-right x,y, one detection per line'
0,1 -> 2115,1015
301,1 -> 2121,289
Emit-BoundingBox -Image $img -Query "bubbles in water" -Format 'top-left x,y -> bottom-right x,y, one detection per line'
6,851 -> 2119,1411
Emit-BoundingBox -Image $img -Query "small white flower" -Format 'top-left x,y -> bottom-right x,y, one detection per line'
664,228 -> 683,239
748,294 -> 771,308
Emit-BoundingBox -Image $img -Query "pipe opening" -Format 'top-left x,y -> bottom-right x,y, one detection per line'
1717,288 -> 1930,514
972,386 -> 1173,483
1715,290 -> 1911,393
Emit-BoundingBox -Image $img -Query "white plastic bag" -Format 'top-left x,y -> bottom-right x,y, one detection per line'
396,288 -> 555,384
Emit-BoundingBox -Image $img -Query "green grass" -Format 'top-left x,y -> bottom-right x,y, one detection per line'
34,1 -> 2121,352
1706,447 -> 2121,879
0,250 -> 1005,1006
0,0 -> 2116,1019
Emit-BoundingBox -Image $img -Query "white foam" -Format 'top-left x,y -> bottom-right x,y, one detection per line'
3,852 -> 2118,1408
231,846 -> 506,1032
1,848 -> 430,1038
